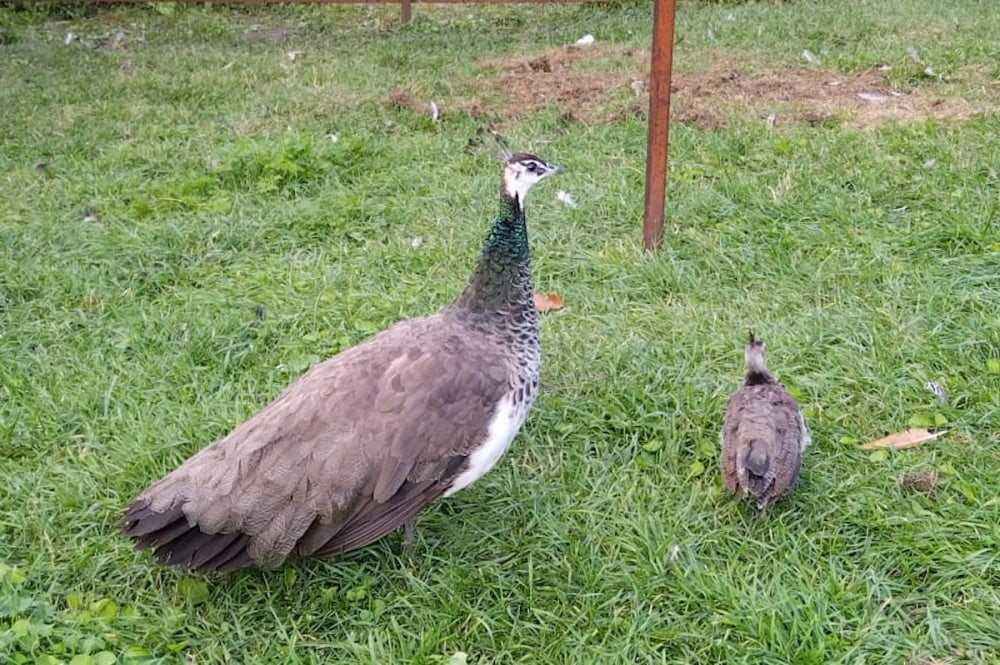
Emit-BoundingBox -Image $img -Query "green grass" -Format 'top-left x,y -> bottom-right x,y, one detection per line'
1,1 -> 999,663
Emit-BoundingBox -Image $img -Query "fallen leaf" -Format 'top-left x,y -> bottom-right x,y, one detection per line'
908,412 -> 947,428
533,291 -> 564,312
860,428 -> 946,450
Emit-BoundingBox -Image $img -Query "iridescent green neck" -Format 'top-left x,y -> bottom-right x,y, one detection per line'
449,192 -> 534,318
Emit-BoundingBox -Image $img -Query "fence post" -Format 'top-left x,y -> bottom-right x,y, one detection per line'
642,0 -> 676,252
401,0 -> 413,23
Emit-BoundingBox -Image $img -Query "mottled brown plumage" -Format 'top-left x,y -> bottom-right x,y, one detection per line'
720,332 -> 810,511
123,153 -> 562,573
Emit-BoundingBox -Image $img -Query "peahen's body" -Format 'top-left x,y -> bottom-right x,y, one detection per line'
123,153 -> 562,573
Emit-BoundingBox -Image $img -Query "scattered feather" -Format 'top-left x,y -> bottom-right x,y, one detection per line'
706,28 -> 716,40
430,101 -> 440,122
82,206 -> 100,224
109,29 -> 126,49
906,45 -> 920,62
801,49 -> 819,64
64,31 -> 77,45
630,79 -> 648,95
556,190 -> 577,208
533,291 -> 564,313
922,158 -> 937,169
575,34 -> 595,47
876,64 -> 892,72
860,428 -> 945,451
667,543 -> 681,567
410,237 -> 424,248
327,133 -> 340,142
765,111 -> 778,128
287,50 -> 303,61
857,92 -> 889,102
924,381 -> 948,403
923,66 -> 937,77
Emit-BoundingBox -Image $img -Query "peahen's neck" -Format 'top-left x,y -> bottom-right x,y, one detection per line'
449,191 -> 535,323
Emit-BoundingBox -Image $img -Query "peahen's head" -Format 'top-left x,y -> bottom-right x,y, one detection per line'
502,153 -> 562,205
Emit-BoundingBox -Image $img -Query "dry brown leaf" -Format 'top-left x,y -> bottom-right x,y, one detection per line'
860,428 -> 946,450
534,291 -> 564,312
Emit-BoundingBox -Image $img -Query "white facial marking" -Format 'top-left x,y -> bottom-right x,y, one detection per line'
444,394 -> 527,497
502,159 -> 555,203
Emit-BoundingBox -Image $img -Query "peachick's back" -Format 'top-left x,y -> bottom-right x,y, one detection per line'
721,353 -> 807,511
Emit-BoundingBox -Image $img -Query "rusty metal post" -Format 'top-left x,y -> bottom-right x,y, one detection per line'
401,0 -> 413,23
642,0 -> 676,252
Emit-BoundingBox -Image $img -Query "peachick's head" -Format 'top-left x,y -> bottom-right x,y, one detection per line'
502,153 -> 562,205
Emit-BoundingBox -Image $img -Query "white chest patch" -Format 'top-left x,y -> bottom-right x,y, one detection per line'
444,393 -> 527,497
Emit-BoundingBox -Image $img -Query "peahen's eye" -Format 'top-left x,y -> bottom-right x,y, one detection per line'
526,162 -> 537,172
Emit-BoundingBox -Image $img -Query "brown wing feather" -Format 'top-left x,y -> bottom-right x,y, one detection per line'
303,456 -> 467,557
123,313 -> 511,572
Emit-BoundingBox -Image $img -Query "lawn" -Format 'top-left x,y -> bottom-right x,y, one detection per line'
1,0 -> 999,663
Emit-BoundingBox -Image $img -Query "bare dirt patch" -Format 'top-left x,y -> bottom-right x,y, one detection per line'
672,64 -> 984,129
477,45 -> 648,125
383,87 -> 424,113
242,25 -> 298,44
386,45 -> 991,129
